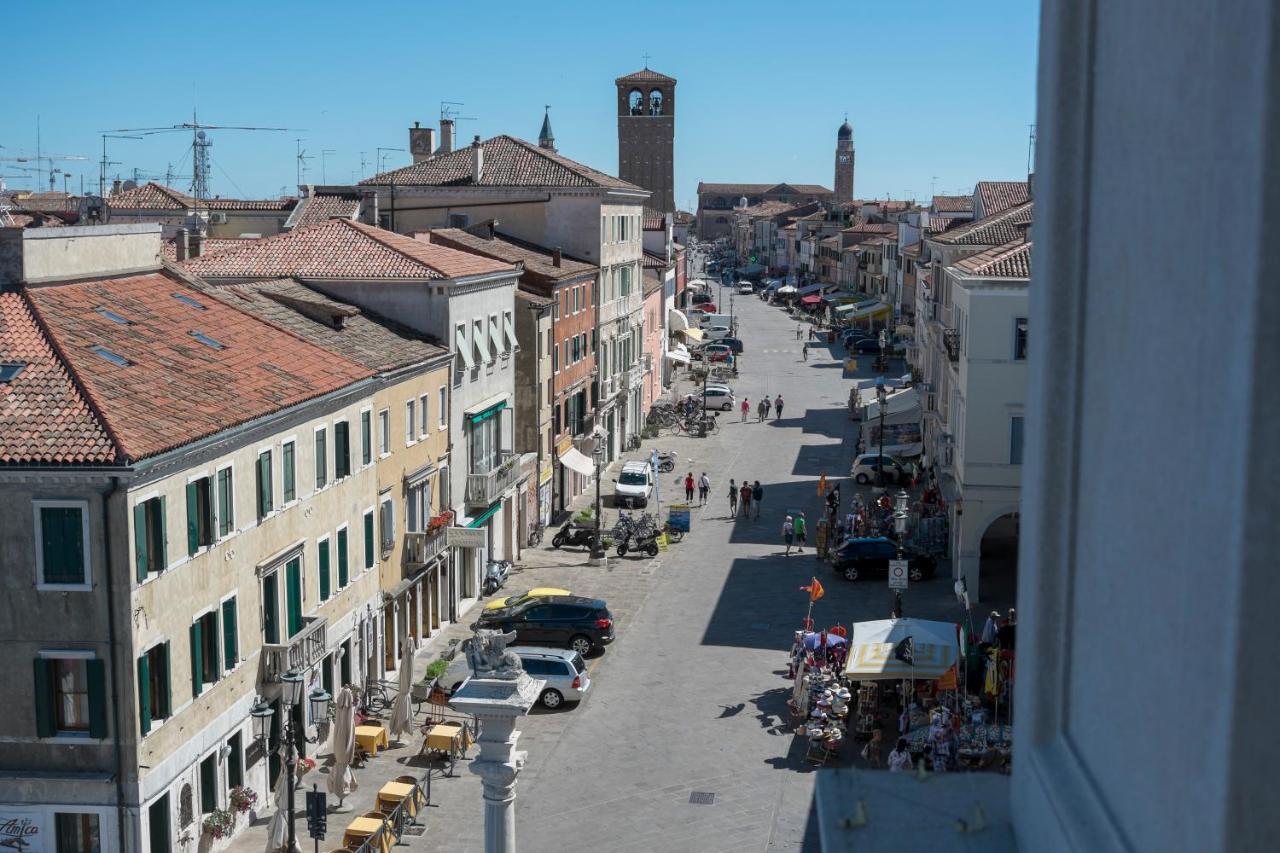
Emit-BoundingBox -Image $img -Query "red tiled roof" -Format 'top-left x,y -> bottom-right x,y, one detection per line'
697,182 -> 834,197
106,182 -> 295,212
25,270 -> 372,460
0,293 -> 119,465
641,249 -> 669,269
931,195 -> 974,213
931,202 -> 1033,247
286,193 -> 361,229
952,238 -> 1032,278
926,216 -> 961,233
160,237 -> 259,262
976,181 -> 1030,216
425,228 -> 594,282
183,219 -> 513,281
361,135 -> 641,191
615,68 -> 677,83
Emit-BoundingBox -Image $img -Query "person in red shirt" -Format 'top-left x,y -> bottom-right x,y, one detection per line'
684,472 -> 695,503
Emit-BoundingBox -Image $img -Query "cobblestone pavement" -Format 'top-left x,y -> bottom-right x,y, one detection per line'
231,270 -> 971,853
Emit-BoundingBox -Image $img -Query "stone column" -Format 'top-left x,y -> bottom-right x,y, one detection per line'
449,670 -> 544,853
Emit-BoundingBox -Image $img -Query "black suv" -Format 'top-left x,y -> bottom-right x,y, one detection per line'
831,537 -> 937,582
473,595 -> 615,655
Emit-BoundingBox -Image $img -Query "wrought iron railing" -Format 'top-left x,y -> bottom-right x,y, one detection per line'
260,616 -> 327,682
465,452 -> 517,507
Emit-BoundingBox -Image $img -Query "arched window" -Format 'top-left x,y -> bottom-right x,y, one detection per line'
629,89 -> 644,115
649,89 -> 664,116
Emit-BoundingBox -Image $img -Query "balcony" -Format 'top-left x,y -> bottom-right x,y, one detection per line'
405,524 -> 449,568
943,329 -> 961,363
466,452 -> 518,508
261,616 -> 327,683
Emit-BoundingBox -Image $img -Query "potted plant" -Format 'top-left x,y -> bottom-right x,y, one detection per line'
229,786 -> 257,815
202,808 -> 235,840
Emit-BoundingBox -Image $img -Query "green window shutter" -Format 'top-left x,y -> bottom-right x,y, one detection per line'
339,645 -> 352,686
33,658 -> 55,738
217,468 -> 233,538
361,411 -> 372,465
200,755 -> 217,813
318,540 -> 331,601
227,733 -> 243,788
190,621 -> 203,698
134,504 -> 149,582
222,598 -> 238,667
41,506 -> 85,584
157,497 -> 168,571
282,443 -> 296,504
335,422 -> 350,479
337,528 -> 349,588
257,452 -> 272,520
286,559 -> 302,637
314,429 -> 327,489
87,659 -> 108,738
186,482 -> 199,556
136,654 -> 151,733
160,641 -> 172,718
363,512 -> 375,569
263,574 -> 279,644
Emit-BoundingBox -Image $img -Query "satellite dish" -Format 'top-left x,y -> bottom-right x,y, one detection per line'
121,179 -> 138,191
78,195 -> 111,225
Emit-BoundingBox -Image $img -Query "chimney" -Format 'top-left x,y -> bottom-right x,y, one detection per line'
174,227 -> 189,262
439,118 -> 455,153
471,136 -> 484,184
358,190 -> 378,225
111,179 -> 122,196
409,121 -> 437,164
189,230 -> 204,259
552,247 -> 562,268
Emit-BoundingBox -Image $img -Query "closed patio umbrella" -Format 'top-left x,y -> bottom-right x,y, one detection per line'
388,635 -> 418,740
264,767 -> 295,852
326,686 -> 357,807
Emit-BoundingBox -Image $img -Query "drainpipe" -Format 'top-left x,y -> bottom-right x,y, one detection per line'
102,475 -> 128,852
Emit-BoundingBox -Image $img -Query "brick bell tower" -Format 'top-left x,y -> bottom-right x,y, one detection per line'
835,115 -> 855,204
616,66 -> 677,214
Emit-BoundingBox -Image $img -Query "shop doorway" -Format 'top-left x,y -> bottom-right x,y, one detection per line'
979,513 -> 1020,609
383,603 -> 397,673
147,793 -> 170,853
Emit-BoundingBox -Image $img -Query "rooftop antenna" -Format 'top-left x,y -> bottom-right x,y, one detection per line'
321,150 -> 336,185
359,151 -> 369,179
295,139 -> 312,186
930,176 -> 939,198
100,134 -> 142,196
376,147 -> 406,173
440,101 -> 478,125
1027,123 -> 1037,174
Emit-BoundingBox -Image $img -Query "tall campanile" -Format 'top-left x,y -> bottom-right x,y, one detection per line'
616,67 -> 676,214
835,117 -> 855,203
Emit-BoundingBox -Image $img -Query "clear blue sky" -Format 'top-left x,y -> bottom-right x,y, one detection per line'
3,1 -> 1039,210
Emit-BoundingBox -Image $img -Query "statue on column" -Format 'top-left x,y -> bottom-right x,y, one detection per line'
463,629 -> 524,680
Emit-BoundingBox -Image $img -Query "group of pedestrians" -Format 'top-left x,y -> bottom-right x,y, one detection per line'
684,471 -> 712,506
782,511 -> 808,555
725,478 -> 764,519
744,395 -> 784,422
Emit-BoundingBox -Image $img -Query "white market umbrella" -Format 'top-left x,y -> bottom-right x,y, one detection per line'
326,687 -> 357,806
388,635 -> 418,740
264,767 -> 293,852
844,617 -> 960,681
791,656 -> 809,709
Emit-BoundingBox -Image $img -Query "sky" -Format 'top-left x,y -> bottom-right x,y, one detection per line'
2,1 -> 1039,211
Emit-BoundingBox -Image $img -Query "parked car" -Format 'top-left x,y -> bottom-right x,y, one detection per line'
702,387 -> 735,410
831,537 -> 937,582
691,292 -> 714,305
702,344 -> 733,362
484,587 -> 572,611
613,460 -> 654,507
510,647 -> 591,708
702,325 -> 733,341
738,283 -> 754,295
719,337 -> 745,354
699,382 -> 735,396
693,303 -> 718,315
842,329 -> 874,346
852,337 -> 885,354
474,595 -> 615,655
850,452 -> 912,485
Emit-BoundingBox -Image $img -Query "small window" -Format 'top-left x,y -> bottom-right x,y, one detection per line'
199,751 -> 218,814
185,476 -> 214,556
360,410 -> 372,466
216,467 -> 234,538
133,496 -> 167,579
0,361 -> 26,382
221,597 -> 239,669
419,395 -> 430,437
172,292 -> 207,310
378,409 -> 390,456
96,308 -> 131,324
55,812 -> 101,852
39,658 -> 92,734
1010,416 -> 1025,465
363,509 -> 376,570
455,323 -> 475,369
35,500 -> 90,587
405,401 -> 416,445
379,498 -> 395,557
314,428 -> 327,489
438,387 -> 447,428
255,450 -> 273,521
474,318 -> 491,362
189,331 -> 225,350
281,441 -> 296,503
333,421 -> 351,479
1014,317 -> 1029,360
89,345 -> 130,366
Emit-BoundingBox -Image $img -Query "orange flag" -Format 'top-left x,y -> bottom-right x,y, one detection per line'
800,577 -> 825,602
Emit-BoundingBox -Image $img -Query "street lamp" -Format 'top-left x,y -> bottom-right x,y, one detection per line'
875,377 -> 887,491
893,488 -> 910,618
252,669 -> 308,851
590,429 -> 606,561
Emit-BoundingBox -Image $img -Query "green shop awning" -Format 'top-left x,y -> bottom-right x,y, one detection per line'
468,502 -> 502,528
467,400 -> 507,425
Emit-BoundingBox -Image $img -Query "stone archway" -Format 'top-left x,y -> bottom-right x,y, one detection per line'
979,512 -> 1020,609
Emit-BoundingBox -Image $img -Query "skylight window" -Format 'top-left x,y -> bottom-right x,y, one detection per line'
189,331 -> 225,350
0,362 -> 27,382
96,308 -> 131,325
90,345 -> 131,366
172,292 -> 207,310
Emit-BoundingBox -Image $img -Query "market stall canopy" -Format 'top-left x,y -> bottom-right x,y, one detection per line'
844,618 -> 960,681
797,283 -> 827,296
558,447 -> 597,477
801,295 -> 823,305
688,279 -> 711,291
668,308 -> 690,331
678,327 -> 705,342
861,386 -> 920,419
850,300 -> 892,321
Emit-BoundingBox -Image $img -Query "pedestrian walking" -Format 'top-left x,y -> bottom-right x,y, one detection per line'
802,342 -> 809,361
752,480 -> 764,519
728,479 -> 738,516
887,738 -> 914,773
684,472 -> 695,503
698,472 -> 710,506
739,480 -> 753,520
774,395 -> 785,419
793,512 -> 807,552
757,398 -> 770,422
782,515 -> 795,556
741,398 -> 750,422
796,323 -> 802,339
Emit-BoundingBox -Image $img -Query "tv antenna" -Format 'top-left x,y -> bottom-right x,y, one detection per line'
1027,123 -> 1037,174
99,134 -> 142,196
440,101 -> 477,124
0,153 -> 89,192
295,139 -> 313,186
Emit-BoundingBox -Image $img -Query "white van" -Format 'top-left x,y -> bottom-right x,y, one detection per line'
696,313 -> 734,328
613,461 -> 654,507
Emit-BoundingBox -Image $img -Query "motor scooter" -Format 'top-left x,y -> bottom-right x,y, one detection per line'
551,520 -> 596,549
482,559 -> 511,595
655,450 -> 677,473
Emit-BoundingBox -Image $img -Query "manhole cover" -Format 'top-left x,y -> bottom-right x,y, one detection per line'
689,791 -> 716,805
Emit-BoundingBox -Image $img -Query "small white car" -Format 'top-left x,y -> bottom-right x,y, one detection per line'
702,326 -> 732,341
702,387 -> 735,411
613,461 -> 654,507
850,453 -> 912,485
738,283 -> 754,295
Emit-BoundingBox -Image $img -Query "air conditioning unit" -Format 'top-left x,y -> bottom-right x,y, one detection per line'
209,212 -> 228,225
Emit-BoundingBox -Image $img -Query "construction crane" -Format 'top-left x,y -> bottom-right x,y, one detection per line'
99,112 -> 302,209
0,153 -> 89,191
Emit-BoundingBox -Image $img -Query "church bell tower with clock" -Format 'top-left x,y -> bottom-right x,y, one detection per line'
835,117 -> 855,203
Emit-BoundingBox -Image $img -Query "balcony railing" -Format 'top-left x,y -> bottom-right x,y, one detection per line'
405,525 -> 449,568
943,329 -> 961,363
261,616 -> 327,683
466,452 -> 518,508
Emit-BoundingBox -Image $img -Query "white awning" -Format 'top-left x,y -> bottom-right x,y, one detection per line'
665,348 -> 692,365
678,327 -> 705,342
668,308 -> 690,331
558,447 -> 596,476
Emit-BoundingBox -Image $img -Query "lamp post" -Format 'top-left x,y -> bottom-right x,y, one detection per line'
875,376 -> 887,491
590,429 -> 606,562
892,488 -> 910,618
252,669 -> 321,852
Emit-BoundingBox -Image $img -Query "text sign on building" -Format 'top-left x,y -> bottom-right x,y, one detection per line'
888,560 -> 909,590
447,526 -> 488,549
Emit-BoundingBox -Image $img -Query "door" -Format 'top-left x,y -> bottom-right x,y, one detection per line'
262,573 -> 280,644
148,793 -> 170,853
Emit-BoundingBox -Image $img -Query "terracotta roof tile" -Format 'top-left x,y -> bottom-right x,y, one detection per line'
926,216 -> 962,233
697,182 -> 834,197
0,293 -> 119,465
183,219 -> 513,281
975,181 -> 1030,216
286,193 -> 361,229
952,238 -> 1032,279
361,135 -> 641,191
425,228 -> 594,282
931,195 -> 974,213
160,237 -> 259,262
615,68 -> 677,83
25,270 -> 372,460
931,202 -> 1033,247
106,182 -> 295,212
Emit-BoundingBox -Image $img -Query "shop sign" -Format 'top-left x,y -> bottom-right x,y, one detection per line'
0,809 -> 44,848
447,526 -> 488,549
539,465 -> 553,485
888,560 -> 909,590
556,435 -> 574,457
